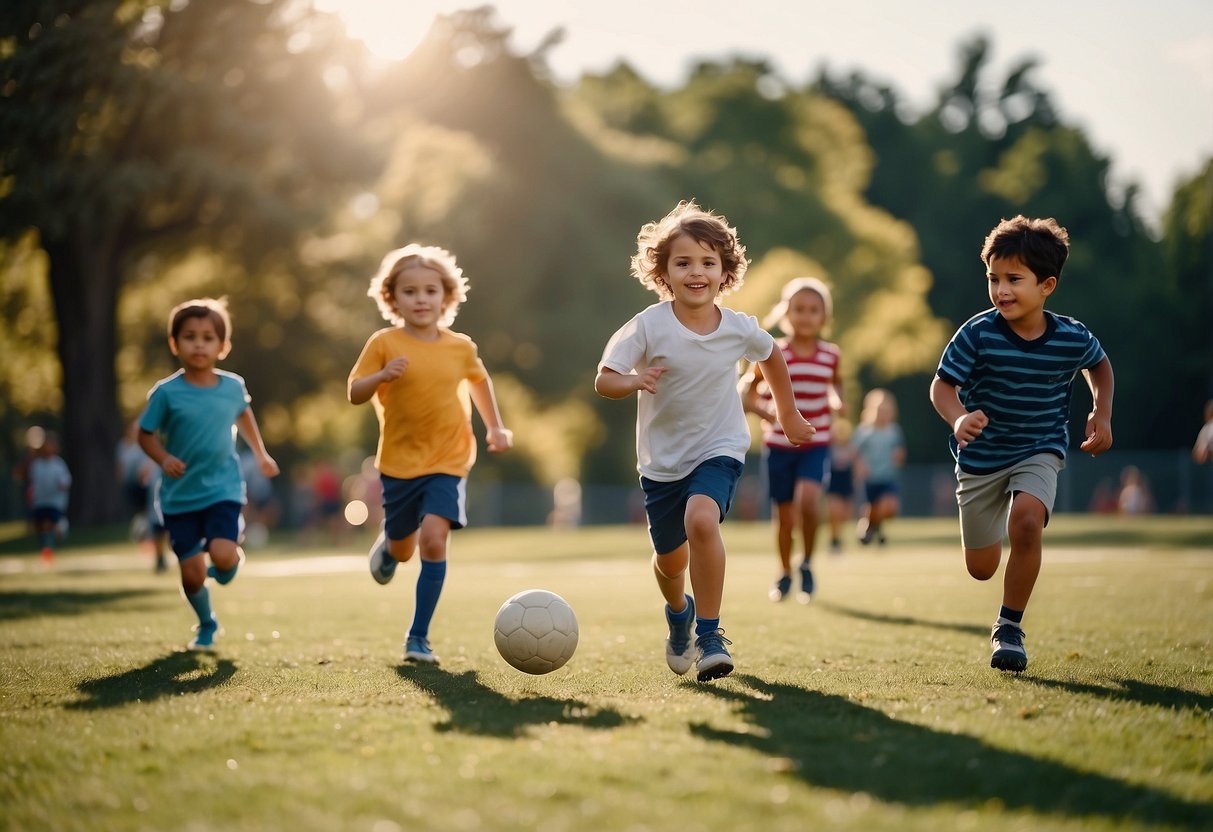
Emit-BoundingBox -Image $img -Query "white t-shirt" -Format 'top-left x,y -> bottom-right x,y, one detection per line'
600,301 -> 774,481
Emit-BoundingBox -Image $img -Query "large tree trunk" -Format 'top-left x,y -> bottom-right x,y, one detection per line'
44,230 -> 123,526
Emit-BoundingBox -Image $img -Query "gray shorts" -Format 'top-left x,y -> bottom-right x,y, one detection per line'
955,453 -> 1063,549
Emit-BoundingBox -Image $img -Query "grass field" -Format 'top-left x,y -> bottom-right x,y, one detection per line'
1,516 -> 1211,832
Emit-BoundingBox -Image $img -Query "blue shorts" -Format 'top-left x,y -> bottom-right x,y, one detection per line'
827,467 -> 853,498
163,501 -> 243,560
764,446 -> 830,503
31,506 -> 64,525
641,457 -> 743,556
382,474 -> 466,540
864,481 -> 899,504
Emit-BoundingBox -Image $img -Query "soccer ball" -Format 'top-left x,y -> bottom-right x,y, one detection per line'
493,589 -> 579,674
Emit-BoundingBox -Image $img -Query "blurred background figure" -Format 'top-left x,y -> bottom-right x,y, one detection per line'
548,477 -> 583,529
853,389 -> 906,546
1116,465 -> 1154,516
1193,400 -> 1213,465
825,418 -> 856,554
116,420 -> 169,572
240,445 -> 281,548
29,430 -> 71,563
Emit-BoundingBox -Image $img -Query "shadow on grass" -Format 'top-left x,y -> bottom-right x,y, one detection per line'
816,601 -> 987,637
68,650 -> 237,710
692,675 -> 1211,828
1026,675 -> 1213,714
396,665 -> 636,737
0,588 -> 161,622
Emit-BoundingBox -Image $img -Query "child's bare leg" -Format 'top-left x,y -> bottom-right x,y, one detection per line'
416,514 -> 450,562
653,545 -> 689,610
209,538 -> 241,571
180,553 -> 207,595
796,480 -> 823,563
1002,492 -> 1045,610
387,532 -> 418,563
685,494 -> 725,619
774,501 -> 794,574
965,543 -> 1002,581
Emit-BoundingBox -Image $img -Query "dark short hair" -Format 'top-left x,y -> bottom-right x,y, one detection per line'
168,298 -> 232,343
981,215 -> 1070,281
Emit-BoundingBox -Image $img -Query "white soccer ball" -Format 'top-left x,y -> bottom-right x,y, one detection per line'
493,589 -> 579,674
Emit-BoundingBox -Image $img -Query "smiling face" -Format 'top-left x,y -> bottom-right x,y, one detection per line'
170,314 -> 228,371
987,253 -> 1055,336
664,234 -> 725,312
391,265 -> 449,335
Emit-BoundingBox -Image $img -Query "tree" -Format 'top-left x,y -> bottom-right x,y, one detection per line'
0,1 -> 370,521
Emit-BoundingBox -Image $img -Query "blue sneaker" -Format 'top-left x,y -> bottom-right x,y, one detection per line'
369,530 -> 396,585
695,629 -> 734,682
768,574 -> 792,602
188,618 -> 220,651
797,565 -> 815,604
404,635 -> 439,664
990,622 -> 1028,672
664,595 -> 695,675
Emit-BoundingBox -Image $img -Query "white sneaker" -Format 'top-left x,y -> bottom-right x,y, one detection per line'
368,530 -> 396,585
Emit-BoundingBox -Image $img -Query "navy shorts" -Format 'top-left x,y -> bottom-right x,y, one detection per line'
31,506 -> 64,525
864,480 -> 899,504
764,445 -> 830,503
163,501 -> 243,560
382,473 -> 466,541
641,457 -> 743,556
827,467 -> 853,498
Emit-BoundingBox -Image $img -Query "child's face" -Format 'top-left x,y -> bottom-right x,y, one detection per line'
786,289 -> 826,339
170,315 -> 227,371
665,235 -> 724,310
392,265 -> 448,331
987,254 -> 1055,328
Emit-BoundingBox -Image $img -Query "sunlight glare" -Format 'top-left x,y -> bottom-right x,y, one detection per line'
313,0 -> 448,62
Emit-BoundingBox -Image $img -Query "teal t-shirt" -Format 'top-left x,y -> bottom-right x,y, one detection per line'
853,423 -> 904,484
139,369 -> 250,514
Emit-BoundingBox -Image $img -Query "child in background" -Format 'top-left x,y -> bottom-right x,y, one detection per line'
930,215 -> 1113,673
139,298 -> 280,650
29,431 -> 71,563
825,418 -> 857,554
853,388 -> 905,546
349,244 -> 512,665
596,200 -> 815,682
741,277 -> 843,603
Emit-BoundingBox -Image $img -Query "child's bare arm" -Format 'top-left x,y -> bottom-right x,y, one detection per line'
349,357 -> 407,405
1079,356 -> 1114,455
929,376 -> 987,449
237,407 -> 280,477
739,364 -> 776,422
756,349 -> 815,445
138,427 -> 185,478
469,377 -> 513,452
595,366 -> 666,399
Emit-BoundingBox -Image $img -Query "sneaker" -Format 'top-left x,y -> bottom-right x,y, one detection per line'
664,595 -> 696,675
768,574 -> 792,602
188,618 -> 221,651
695,629 -> 734,682
829,538 -> 842,555
858,518 -> 874,546
990,622 -> 1028,672
797,565 -> 815,604
368,530 -> 396,585
877,531 -> 887,546
404,635 -> 439,664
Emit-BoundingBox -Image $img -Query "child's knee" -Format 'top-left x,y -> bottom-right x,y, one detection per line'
965,544 -> 1001,580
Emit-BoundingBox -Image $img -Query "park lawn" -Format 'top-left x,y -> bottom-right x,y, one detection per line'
1,516 -> 1210,832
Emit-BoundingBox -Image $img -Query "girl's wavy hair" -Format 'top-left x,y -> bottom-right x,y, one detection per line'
763,276 -> 833,334
630,200 -> 748,299
368,244 -> 469,328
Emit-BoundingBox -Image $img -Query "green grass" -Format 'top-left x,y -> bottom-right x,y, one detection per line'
1,516 -> 1210,832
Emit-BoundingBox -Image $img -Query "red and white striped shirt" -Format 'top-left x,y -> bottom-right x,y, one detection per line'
759,340 -> 839,450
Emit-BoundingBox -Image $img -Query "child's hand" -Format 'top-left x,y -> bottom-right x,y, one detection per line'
259,454 -> 281,478
635,366 -> 666,395
953,410 -> 988,449
1080,412 -> 1113,456
161,455 -> 186,478
381,357 -> 408,382
755,405 -> 778,424
778,411 -> 817,446
486,426 -> 513,452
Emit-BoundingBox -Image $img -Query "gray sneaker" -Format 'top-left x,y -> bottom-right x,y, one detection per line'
990,622 -> 1028,672
369,530 -> 396,585
664,595 -> 695,675
695,628 -> 734,682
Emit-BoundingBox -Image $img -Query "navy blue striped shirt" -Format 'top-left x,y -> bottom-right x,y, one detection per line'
936,309 -> 1106,474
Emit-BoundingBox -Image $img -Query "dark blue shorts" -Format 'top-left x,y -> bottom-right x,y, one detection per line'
382,473 -> 466,541
163,501 -> 243,560
31,506 -> 63,525
764,445 -> 830,503
827,467 -> 853,498
864,480 -> 899,504
641,457 -> 743,556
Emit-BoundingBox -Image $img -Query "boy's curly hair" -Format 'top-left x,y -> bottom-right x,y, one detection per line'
981,215 -> 1070,282
631,200 -> 748,299
368,244 -> 469,328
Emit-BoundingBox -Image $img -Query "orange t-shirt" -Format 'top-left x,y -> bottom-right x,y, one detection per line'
349,327 -> 488,480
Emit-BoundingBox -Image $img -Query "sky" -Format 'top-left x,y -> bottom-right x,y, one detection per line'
317,0 -> 1213,222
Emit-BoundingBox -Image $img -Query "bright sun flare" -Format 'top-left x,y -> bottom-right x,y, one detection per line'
313,0 -> 455,62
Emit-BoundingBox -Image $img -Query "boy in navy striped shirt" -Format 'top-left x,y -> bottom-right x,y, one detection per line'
930,216 -> 1114,673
